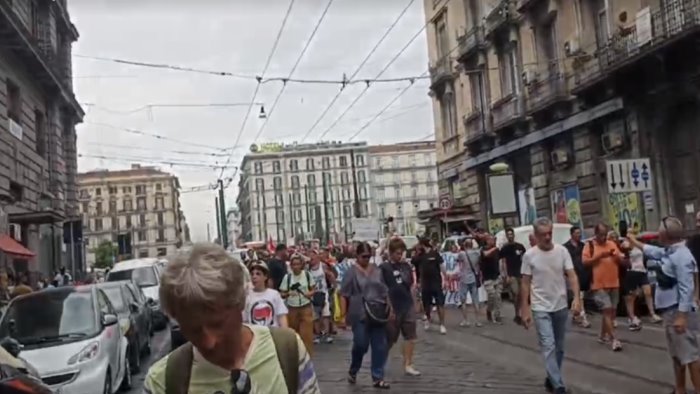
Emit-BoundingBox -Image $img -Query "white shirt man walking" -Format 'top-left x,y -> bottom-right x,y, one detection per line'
521,217 -> 581,394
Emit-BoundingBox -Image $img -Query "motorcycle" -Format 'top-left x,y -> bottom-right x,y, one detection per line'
0,337 -> 51,394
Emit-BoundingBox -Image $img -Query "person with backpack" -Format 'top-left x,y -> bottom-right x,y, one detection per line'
280,254 -> 317,356
143,243 -> 320,394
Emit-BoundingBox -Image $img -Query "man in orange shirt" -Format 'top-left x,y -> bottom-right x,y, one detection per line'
583,223 -> 624,351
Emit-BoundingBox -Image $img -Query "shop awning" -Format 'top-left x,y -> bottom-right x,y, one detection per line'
0,234 -> 35,258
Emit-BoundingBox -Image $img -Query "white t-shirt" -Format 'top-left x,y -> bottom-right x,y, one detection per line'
521,244 -> 574,313
308,265 -> 328,294
629,247 -> 646,272
243,289 -> 288,327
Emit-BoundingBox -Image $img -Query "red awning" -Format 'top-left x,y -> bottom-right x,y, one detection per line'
0,234 -> 35,258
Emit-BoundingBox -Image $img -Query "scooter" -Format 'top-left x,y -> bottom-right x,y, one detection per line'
0,337 -> 51,394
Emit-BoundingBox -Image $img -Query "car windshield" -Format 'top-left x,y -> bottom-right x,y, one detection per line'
0,289 -> 97,345
101,286 -> 126,314
108,267 -> 158,287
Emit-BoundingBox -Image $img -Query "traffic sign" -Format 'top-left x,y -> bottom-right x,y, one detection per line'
439,195 -> 453,211
606,158 -> 653,194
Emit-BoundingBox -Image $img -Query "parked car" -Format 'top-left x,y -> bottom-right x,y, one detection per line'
0,286 -> 131,393
97,281 -> 151,373
107,258 -> 167,330
123,282 -> 153,336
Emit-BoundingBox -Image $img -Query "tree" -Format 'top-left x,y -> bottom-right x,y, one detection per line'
93,240 -> 117,269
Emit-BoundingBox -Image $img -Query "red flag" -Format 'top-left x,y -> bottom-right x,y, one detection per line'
267,235 -> 275,253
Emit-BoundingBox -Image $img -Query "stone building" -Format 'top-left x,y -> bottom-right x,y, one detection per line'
424,0 -> 700,234
0,0 -> 84,278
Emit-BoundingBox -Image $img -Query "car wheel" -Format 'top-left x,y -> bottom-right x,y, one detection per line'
103,369 -> 112,394
120,357 -> 132,391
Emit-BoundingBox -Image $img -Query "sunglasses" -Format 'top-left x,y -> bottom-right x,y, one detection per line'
230,369 -> 252,394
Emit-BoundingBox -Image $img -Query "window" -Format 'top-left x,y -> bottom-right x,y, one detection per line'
435,14 -> 449,59
157,212 -> 164,226
272,161 -> 281,173
339,156 -> 348,167
322,157 -> 330,169
306,158 -> 314,171
322,172 -> 332,185
138,231 -> 146,242
139,214 -> 146,227
276,209 -> 285,223
412,186 -> 418,198
291,175 -> 300,189
275,193 -> 283,206
139,250 -> 149,258
309,209 -> 315,221
360,187 -> 367,199
125,215 -> 132,228
307,191 -> 316,204
157,248 -> 167,257
356,155 -> 365,166
95,202 -> 103,215
6,79 -> 21,123
254,162 -> 263,174
137,197 -> 147,210
307,174 -> 316,186
122,186 -> 132,194
393,156 -> 400,168
362,203 -> 369,216
135,185 -> 146,195
95,188 -> 101,197
379,205 -> 386,218
289,160 -> 299,171
34,110 -> 45,158
95,219 -> 103,231
594,0 -> 609,46
340,172 -> 349,184
156,183 -> 162,191
376,187 -> 384,200
358,170 -> 366,183
255,178 -> 264,192
108,186 -> 117,195
157,229 -> 165,242
109,200 -> 117,214
394,186 -> 401,198
295,210 -> 302,222
273,177 -> 282,190
155,196 -> 164,209
293,192 -> 301,205
111,216 -> 118,230
394,172 -> 401,183
123,199 -> 133,211
374,157 -> 381,168
343,205 -> 352,218
81,202 -> 88,213
441,86 -> 458,138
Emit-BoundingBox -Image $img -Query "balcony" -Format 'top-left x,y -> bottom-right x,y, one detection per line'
516,0 -> 544,12
485,0 -> 518,37
463,110 -> 494,153
572,0 -> 700,93
456,25 -> 485,62
491,93 -> 526,133
428,57 -> 454,89
524,68 -> 569,114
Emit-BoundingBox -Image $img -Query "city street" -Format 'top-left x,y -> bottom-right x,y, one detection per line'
132,306 -> 677,394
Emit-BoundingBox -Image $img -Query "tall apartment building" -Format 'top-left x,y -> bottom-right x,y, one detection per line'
227,207 -> 241,248
78,165 -> 187,266
0,0 -> 84,277
368,141 -> 439,236
237,142 -> 371,243
424,0 -> 700,235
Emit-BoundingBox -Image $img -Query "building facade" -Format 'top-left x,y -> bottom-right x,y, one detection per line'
368,141 -> 439,236
0,0 -> 84,278
226,207 -> 241,248
237,142 -> 371,243
424,0 -> 700,235
78,165 -> 187,266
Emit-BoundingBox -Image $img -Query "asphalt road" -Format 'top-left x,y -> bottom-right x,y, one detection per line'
124,326 -> 171,393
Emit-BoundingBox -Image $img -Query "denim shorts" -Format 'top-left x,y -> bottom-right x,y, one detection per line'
459,282 -> 479,305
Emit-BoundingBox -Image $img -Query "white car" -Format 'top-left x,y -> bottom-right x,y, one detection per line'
107,258 -> 167,330
0,286 -> 130,393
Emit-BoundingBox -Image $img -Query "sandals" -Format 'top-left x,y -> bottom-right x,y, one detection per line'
373,380 -> 391,389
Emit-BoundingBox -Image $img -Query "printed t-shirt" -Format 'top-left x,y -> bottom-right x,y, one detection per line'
280,271 -> 313,307
243,289 -> 288,327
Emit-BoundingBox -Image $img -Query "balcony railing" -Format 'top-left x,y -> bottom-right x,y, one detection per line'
491,94 -> 525,131
485,0 -> 517,37
572,0 -> 700,91
428,57 -> 453,86
457,25 -> 485,61
525,68 -> 568,113
463,110 -> 489,142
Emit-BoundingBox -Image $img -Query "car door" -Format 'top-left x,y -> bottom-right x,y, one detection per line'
122,285 -> 144,347
97,289 -> 121,379
127,283 -> 150,332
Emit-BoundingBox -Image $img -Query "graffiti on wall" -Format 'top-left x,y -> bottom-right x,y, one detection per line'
488,217 -> 505,234
550,185 -> 583,229
607,192 -> 644,234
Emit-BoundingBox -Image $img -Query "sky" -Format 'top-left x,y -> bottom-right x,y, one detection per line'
69,0 -> 434,241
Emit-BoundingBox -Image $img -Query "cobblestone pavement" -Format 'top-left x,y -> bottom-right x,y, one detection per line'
314,305 -> 679,394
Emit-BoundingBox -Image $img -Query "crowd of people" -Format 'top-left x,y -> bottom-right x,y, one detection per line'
141,212 -> 700,394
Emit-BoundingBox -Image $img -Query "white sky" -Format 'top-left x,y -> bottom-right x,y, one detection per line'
69,0 -> 434,241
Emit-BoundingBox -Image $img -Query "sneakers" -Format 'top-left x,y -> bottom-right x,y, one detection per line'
459,320 -> 471,327
324,335 -> 334,344
612,339 -> 623,352
439,325 -> 447,335
650,314 -> 663,324
313,337 -> 321,344
475,321 -> 483,327
423,321 -> 430,331
404,365 -> 421,376
628,317 -> 642,331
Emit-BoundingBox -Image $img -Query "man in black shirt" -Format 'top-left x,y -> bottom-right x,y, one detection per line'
267,244 -> 289,290
500,228 -> 527,324
481,235 -> 502,324
563,226 -> 591,328
416,239 -> 447,334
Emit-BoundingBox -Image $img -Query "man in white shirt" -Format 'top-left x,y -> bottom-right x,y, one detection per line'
244,261 -> 288,328
521,217 -> 581,394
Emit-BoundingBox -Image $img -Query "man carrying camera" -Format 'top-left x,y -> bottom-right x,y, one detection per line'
628,216 -> 700,394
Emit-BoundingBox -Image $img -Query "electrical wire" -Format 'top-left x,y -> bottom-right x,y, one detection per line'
299,0 -> 418,142
220,0 -> 296,180
81,141 -> 231,157
253,0 -> 335,143
82,102 -> 264,115
78,153 -> 238,170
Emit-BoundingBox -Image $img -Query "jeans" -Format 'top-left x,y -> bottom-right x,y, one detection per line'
533,308 -> 569,390
350,321 -> 388,381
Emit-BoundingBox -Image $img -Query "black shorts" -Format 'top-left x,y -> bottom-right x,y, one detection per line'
387,316 -> 418,344
624,271 -> 649,294
421,287 -> 445,310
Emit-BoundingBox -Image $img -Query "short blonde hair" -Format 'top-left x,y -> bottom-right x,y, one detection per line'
160,243 -> 246,323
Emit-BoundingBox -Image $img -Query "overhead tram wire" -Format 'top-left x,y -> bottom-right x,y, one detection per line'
220,0 -> 296,180
82,142 -> 231,157
82,102 -> 265,115
78,154 -> 237,170
253,0 -> 335,143
299,0 -> 417,142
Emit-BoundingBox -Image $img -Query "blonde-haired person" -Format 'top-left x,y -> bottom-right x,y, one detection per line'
280,254 -> 316,356
143,243 -> 320,394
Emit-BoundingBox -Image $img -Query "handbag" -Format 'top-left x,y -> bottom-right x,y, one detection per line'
352,267 -> 390,325
464,251 -> 481,287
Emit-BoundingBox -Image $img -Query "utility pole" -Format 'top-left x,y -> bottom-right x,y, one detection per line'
304,184 -> 310,234
288,192 -> 294,243
218,179 -> 228,250
350,149 -> 361,218
206,222 -> 211,242
215,197 -> 222,245
322,173 -> 330,245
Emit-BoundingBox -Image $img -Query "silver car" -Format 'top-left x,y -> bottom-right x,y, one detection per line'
0,286 -> 131,394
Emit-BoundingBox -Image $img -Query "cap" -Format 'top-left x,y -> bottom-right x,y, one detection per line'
249,261 -> 269,274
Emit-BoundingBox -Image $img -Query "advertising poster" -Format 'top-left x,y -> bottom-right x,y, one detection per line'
550,185 -> 583,229
518,187 -> 537,226
488,217 -> 505,234
607,192 -> 644,234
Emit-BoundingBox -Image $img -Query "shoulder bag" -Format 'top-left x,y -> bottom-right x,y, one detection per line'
353,266 -> 389,325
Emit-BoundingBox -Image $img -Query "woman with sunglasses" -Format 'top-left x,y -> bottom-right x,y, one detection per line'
340,241 -> 392,389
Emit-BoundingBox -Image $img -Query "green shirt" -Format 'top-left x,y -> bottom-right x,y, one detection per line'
280,271 -> 313,308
